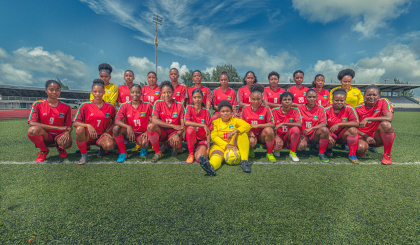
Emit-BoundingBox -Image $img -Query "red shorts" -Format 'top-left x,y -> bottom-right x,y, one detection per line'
249,132 -> 263,144
45,131 -> 65,147
329,129 -> 346,145
358,134 -> 383,147
159,127 -> 182,141
129,132 -> 145,141
302,132 -> 316,143
86,130 -> 113,146
275,132 -> 290,149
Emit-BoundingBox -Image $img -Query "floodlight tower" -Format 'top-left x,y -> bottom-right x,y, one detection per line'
152,14 -> 163,75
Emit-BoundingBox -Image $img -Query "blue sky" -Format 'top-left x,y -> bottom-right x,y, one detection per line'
1,0 -> 420,94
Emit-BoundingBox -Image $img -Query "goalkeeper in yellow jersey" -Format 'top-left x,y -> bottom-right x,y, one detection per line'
199,100 -> 251,176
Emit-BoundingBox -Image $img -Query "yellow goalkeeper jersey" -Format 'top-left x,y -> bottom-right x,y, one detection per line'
211,117 -> 251,149
330,85 -> 364,107
90,83 -> 119,106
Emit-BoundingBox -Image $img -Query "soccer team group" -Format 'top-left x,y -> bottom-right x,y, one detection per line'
27,63 -> 395,176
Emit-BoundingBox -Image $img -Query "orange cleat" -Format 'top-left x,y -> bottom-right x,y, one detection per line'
186,154 -> 195,163
36,149 -> 49,163
381,154 -> 392,165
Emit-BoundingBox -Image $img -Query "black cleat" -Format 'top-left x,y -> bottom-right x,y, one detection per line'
369,147 -> 378,153
199,156 -> 216,176
240,160 -> 251,173
318,154 -> 329,163
341,144 -> 349,151
97,147 -> 106,158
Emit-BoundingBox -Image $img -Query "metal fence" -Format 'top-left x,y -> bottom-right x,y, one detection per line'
0,96 -> 45,101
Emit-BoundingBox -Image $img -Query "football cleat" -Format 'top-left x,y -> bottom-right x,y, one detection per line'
117,153 -> 127,163
249,148 -> 255,158
140,148 -> 148,156
36,149 -> 49,163
57,147 -> 67,158
381,154 -> 392,165
342,144 -> 349,151
349,154 -> 359,164
97,147 -> 106,158
78,153 -> 88,165
160,142 -> 167,153
151,152 -> 162,163
199,155 -> 216,176
289,151 -> 299,162
131,144 -> 141,152
266,153 -> 276,163
273,150 -> 281,157
358,152 -> 367,157
318,154 -> 329,163
325,149 -> 333,158
369,147 -> 378,153
240,160 -> 251,173
186,154 -> 195,163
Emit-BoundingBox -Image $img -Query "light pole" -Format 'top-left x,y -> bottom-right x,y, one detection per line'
152,14 -> 163,76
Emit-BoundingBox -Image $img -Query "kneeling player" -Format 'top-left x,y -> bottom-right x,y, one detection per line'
355,85 -> 395,165
299,89 -> 330,162
271,92 -> 304,162
73,80 -> 116,165
241,84 -> 276,162
199,100 -> 251,176
113,84 -> 153,163
185,89 -> 212,163
27,80 -> 73,162
325,89 -> 361,163
147,81 -> 185,162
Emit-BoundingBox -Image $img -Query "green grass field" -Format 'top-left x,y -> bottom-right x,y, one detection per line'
1,112 -> 419,243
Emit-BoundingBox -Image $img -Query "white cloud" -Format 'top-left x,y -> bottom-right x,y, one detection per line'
0,48 -> 8,58
127,56 -> 169,83
170,62 -> 189,76
0,64 -> 33,85
293,0 -> 410,37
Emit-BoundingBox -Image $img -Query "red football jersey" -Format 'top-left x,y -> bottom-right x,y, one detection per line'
28,99 -> 72,133
288,85 -> 309,105
298,105 -> 327,135
315,89 -> 330,108
238,86 -> 251,113
325,105 -> 359,134
187,85 -> 211,105
272,107 -> 302,134
117,84 -> 131,104
212,87 -> 238,111
355,98 -> 393,135
141,85 -> 161,104
74,101 -> 116,135
241,105 -> 274,135
116,101 -> 153,132
185,105 -> 213,139
172,83 -> 187,103
152,100 -> 185,126
263,87 -> 285,108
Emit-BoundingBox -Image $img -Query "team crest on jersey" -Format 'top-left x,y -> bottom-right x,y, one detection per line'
259,115 -> 264,120
323,95 -> 327,99
374,109 -> 380,114
227,96 -> 231,100
59,113 -> 65,118
303,92 -> 306,95
140,112 -> 146,117
105,113 -> 110,118
342,117 -> 347,122
229,125 -> 234,129
176,92 -> 181,96
313,116 -> 318,121
155,91 -> 159,95
200,119 -> 205,124
172,112 -> 178,118
289,118 -> 294,122
203,92 -> 205,96
107,90 -> 111,93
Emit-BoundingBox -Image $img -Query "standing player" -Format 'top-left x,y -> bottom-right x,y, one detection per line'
27,80 -> 73,162
141,71 -> 161,104
74,80 -> 116,165
330,69 -> 363,107
271,92 -> 304,162
312,74 -> 330,108
169,68 -> 187,106
238,71 -> 257,113
187,70 -> 211,110
90,63 -> 119,106
241,84 -> 276,162
113,84 -> 153,163
212,71 -> 238,120
185,89 -> 212,163
116,70 -> 135,107
288,70 -> 309,107
263,71 -> 285,109
199,100 -> 251,176
355,85 -> 395,165
325,89 -> 361,163
147,81 -> 185,162
298,89 -> 330,162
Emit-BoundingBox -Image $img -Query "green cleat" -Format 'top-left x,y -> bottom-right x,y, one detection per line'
151,152 -> 162,163
266,153 -> 276,163
249,148 -> 255,158
318,154 -> 329,163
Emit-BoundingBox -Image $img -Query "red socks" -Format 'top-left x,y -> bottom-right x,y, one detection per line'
147,131 -> 160,154
266,139 -> 274,154
319,139 -> 328,155
380,133 -> 395,155
346,135 -> 359,156
28,134 -> 48,152
289,127 -> 300,152
76,141 -> 88,154
114,135 -> 127,154
186,127 -> 196,155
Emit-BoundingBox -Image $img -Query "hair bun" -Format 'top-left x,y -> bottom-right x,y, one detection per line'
337,69 -> 355,81
93,79 -> 105,85
98,63 -> 113,74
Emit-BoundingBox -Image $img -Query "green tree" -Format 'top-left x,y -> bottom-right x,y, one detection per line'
210,64 -> 242,82
394,78 -> 414,98
181,70 -> 212,87
56,77 -> 69,90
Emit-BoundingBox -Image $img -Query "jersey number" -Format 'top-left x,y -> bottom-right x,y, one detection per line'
165,119 -> 172,124
251,120 -> 258,125
126,96 -> 130,102
148,96 -> 154,103
134,119 -> 141,127
97,120 -> 101,127
282,126 -> 288,132
49,117 -> 54,124
274,98 -> 278,103
306,122 -> 312,129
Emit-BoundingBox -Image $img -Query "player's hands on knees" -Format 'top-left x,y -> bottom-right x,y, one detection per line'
275,136 -> 282,149
169,134 -> 180,147
102,133 -> 112,139
366,136 -> 376,145
330,124 -> 339,133
359,119 -> 368,128
172,125 -> 184,131
328,136 -> 336,146
226,144 -> 238,151
141,132 -> 148,141
303,128 -> 312,135
274,123 -> 283,131
87,125 -> 97,139
61,131 -> 71,143
127,126 -> 135,142
227,129 -> 238,140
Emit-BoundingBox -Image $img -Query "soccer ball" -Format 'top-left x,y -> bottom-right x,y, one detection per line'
224,148 -> 241,165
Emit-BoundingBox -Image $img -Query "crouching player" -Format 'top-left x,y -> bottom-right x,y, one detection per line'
325,89 -> 360,163
27,80 -> 73,162
73,80 -> 116,165
113,84 -> 153,163
147,81 -> 185,163
299,89 -> 330,162
185,89 -> 212,163
241,84 -> 276,162
271,92 -> 304,162
199,100 -> 251,176
355,85 -> 395,165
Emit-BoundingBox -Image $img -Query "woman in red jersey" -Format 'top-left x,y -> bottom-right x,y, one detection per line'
141,71 -> 161,104
184,88 -> 212,163
211,71 -> 238,120
147,81 -> 185,162
355,85 -> 395,165
312,74 -> 330,108
27,80 -> 73,162
263,71 -> 285,109
241,84 -> 276,162
238,71 -> 257,113
113,84 -> 153,163
187,70 -> 211,110
271,92 -> 304,162
116,70 -> 135,107
169,68 -> 188,105
74,79 -> 116,165
324,89 -> 360,163
298,89 -> 330,162
288,70 -> 309,107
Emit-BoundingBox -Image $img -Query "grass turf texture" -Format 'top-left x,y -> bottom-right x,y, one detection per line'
1,112 -> 419,163
1,164 -> 419,244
